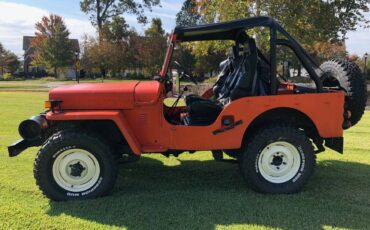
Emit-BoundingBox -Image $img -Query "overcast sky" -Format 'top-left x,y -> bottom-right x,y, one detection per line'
0,0 -> 369,58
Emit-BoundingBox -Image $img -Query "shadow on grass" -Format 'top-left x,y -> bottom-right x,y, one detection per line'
48,156 -> 370,230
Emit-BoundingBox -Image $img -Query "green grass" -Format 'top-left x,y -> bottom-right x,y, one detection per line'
0,91 -> 370,230
0,79 -> 129,92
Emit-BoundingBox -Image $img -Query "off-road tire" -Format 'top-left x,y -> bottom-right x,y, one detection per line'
239,125 -> 316,194
320,58 -> 367,127
34,130 -> 118,201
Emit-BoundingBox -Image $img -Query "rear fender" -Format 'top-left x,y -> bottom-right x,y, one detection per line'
46,110 -> 141,155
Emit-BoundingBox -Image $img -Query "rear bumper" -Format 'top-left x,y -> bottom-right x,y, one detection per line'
8,139 -> 41,157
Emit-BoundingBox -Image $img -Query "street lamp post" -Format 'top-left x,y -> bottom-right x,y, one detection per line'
364,53 -> 368,77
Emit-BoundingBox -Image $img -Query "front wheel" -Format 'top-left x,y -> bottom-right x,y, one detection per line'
34,130 -> 118,201
239,125 -> 316,194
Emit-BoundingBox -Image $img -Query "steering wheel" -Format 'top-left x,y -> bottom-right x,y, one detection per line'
173,61 -> 198,85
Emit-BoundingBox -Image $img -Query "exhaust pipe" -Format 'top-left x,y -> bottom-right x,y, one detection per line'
18,115 -> 48,141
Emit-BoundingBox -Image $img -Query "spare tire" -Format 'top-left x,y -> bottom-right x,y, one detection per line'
320,58 -> 367,127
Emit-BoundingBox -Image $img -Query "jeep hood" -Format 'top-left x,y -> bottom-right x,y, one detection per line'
49,81 -> 162,110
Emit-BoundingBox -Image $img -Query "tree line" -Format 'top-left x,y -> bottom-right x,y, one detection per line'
175,0 -> 369,77
1,0 -> 369,80
81,17 -> 168,78
0,43 -> 20,79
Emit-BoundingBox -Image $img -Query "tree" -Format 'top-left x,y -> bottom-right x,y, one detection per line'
193,48 -> 225,78
312,42 -> 347,63
348,54 -> 360,62
0,43 -> 20,75
347,53 -> 369,79
3,52 -> 20,74
176,0 -> 201,26
31,14 -> 75,78
0,42 -> 4,54
266,0 -> 369,44
86,16 -> 141,78
80,0 -> 161,39
81,27 -> 141,78
0,43 -> 5,75
102,16 -> 130,43
172,44 -> 196,74
139,18 -> 167,75
194,0 -> 369,58
80,0 -> 162,78
82,36 -> 112,77
144,18 -> 165,37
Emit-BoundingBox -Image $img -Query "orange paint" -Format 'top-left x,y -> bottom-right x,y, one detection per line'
47,80 -> 345,155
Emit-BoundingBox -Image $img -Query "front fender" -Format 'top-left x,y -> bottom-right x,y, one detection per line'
46,110 -> 142,154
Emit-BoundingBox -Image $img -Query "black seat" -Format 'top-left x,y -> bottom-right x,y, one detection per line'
228,37 -> 258,100
184,32 -> 259,126
183,46 -> 241,126
185,94 -> 212,106
213,46 -> 238,98
216,51 -> 245,99
185,45 -> 238,107
183,100 -> 223,126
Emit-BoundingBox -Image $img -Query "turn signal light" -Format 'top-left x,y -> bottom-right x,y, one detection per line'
44,100 -> 62,111
44,101 -> 51,109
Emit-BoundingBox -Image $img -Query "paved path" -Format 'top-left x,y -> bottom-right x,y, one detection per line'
46,82 -> 70,88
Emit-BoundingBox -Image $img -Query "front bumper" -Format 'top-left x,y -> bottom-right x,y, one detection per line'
8,114 -> 48,157
8,139 -> 41,157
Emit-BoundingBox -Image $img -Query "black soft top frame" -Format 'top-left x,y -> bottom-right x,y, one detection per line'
173,16 -> 323,94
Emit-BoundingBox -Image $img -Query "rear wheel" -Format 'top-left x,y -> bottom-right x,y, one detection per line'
320,58 -> 367,127
239,125 -> 316,194
34,130 -> 118,201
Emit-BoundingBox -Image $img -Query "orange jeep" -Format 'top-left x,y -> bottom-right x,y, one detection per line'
9,17 -> 367,201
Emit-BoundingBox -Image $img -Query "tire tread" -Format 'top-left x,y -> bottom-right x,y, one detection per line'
34,130 -> 118,201
240,124 -> 316,194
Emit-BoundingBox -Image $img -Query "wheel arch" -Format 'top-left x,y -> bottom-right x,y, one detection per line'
51,119 -> 140,155
46,111 -> 141,155
243,107 -> 321,145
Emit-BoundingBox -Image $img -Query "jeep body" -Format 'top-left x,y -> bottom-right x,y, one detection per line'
9,16 -> 360,200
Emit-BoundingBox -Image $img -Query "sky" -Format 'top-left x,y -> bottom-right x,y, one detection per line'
0,0 -> 369,58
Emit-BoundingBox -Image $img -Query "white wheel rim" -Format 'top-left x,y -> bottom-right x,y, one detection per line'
52,149 -> 100,192
258,141 -> 301,184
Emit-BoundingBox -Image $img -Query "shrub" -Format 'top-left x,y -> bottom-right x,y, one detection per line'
42,76 -> 57,82
2,73 -> 13,81
126,72 -> 146,80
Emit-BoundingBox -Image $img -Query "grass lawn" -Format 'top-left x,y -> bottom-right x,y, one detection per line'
0,91 -> 369,230
0,79 -> 128,92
